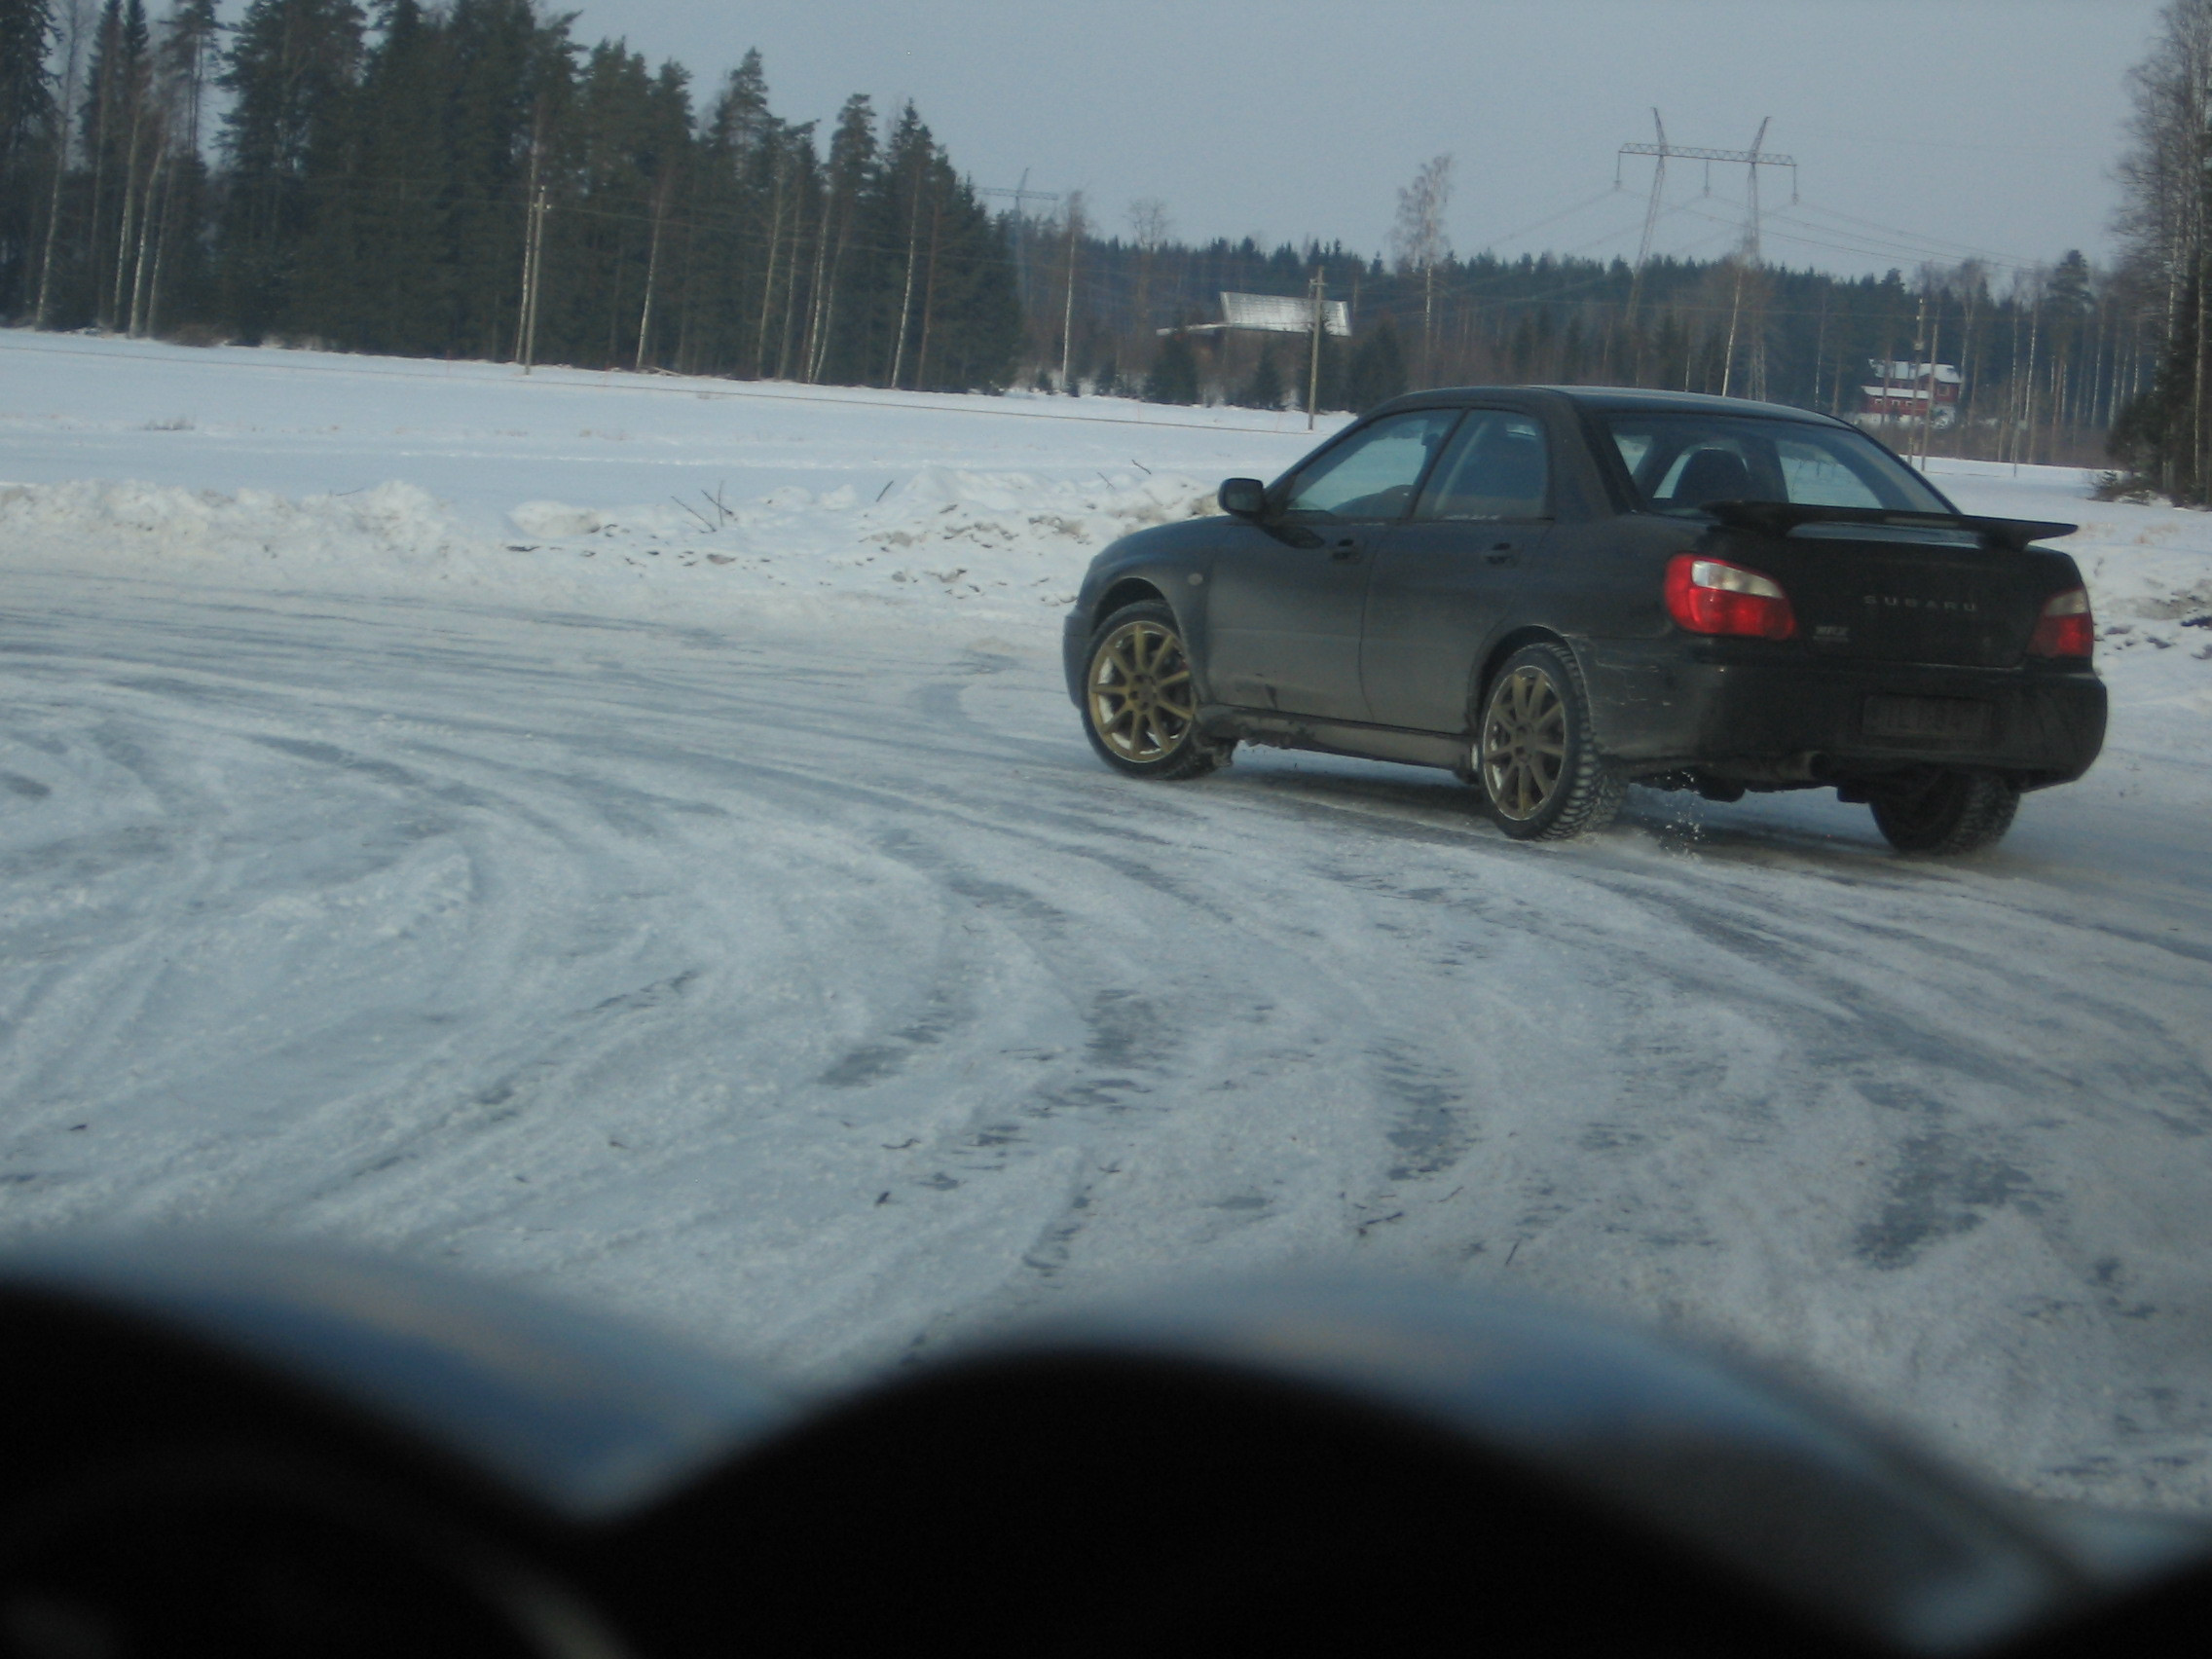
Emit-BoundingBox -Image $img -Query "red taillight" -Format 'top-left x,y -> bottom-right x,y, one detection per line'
2027,587 -> 2094,660
1664,554 -> 1797,641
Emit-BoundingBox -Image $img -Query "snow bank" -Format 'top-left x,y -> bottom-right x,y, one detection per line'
7,455 -> 2209,673
1,477 -> 478,580
1930,463 -> 2212,759
0,467 -> 1219,628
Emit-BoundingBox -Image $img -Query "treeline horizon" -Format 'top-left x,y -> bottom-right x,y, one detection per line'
0,0 -> 2157,467
0,0 -> 1022,391
1037,231 -> 2154,466
2105,0 -> 2212,502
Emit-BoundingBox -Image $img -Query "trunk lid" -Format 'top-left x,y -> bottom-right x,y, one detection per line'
1701,503 -> 2080,669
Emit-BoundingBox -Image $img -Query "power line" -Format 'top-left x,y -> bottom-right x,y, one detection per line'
1684,202 -> 2039,276
1785,199 -> 2037,271
1474,186 -> 1623,256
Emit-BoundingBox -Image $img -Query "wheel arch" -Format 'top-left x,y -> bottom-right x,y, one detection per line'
1468,626 -> 1577,724
1097,576 -> 1170,621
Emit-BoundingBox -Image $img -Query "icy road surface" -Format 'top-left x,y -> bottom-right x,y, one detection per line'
3,332 -> 2212,1513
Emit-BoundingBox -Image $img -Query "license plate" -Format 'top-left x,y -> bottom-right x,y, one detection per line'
1862,695 -> 1992,743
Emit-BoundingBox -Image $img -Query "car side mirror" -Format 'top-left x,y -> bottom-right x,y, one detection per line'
1219,477 -> 1267,518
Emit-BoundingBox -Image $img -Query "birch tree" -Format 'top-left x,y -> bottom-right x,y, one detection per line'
1391,153 -> 1452,384
2112,0 -> 2212,498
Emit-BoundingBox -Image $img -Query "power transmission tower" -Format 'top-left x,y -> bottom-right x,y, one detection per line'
1743,117 -> 1774,268
980,170 -> 1060,312
1622,109 -> 1668,324
1617,116 -> 1795,393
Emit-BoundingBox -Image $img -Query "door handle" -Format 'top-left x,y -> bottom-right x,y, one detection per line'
1330,539 -> 1363,562
1486,543 -> 1518,566
1486,551 -> 1517,566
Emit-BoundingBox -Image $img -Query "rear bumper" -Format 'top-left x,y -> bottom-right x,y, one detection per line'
1584,644 -> 2107,787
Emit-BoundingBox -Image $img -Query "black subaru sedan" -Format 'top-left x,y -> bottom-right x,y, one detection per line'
1062,387 -> 2105,854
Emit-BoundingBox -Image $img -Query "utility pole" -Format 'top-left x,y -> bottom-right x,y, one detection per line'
1879,343 -> 1897,439
1721,259 -> 1744,398
1909,296 -> 1928,464
636,174 -> 671,371
1060,203 -> 1079,389
1307,268 -> 1327,431
1923,307 -> 1943,468
1812,287 -> 1830,413
1909,293 -> 1945,469
517,184 -> 549,374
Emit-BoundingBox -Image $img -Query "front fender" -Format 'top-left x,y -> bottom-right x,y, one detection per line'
1064,521 -> 1226,705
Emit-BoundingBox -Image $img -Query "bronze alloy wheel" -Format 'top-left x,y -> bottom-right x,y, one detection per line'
1088,616 -> 1198,765
1475,641 -> 1624,841
1481,663 -> 1567,822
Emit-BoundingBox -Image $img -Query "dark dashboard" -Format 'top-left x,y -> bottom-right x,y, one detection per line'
0,1237 -> 2204,1658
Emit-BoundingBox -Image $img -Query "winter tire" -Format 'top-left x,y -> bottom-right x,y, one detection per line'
1478,642 -> 1624,842
1082,603 -> 1224,780
1868,768 -> 2020,855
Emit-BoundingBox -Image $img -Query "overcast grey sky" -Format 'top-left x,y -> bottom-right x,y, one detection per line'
576,1 -> 2157,278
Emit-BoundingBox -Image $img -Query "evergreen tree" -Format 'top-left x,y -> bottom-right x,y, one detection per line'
333,0 -> 452,351
562,40 -> 664,367
798,92 -> 875,383
629,59 -> 691,370
865,102 -> 934,387
0,0 -> 55,313
1237,342 -> 1284,409
439,0 -> 565,360
0,0 -> 53,175
146,0 -> 223,328
903,146 -> 1018,391
754,123 -> 823,380
79,0 -> 138,325
1144,330 -> 1199,404
218,0 -> 365,336
2046,251 -> 2092,335
107,0 -> 152,325
1345,320 -> 1408,411
683,49 -> 780,375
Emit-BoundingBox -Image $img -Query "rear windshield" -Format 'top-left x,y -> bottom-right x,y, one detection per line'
1603,413 -> 1951,516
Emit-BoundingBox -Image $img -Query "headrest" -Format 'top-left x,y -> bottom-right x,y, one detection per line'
1675,447 -> 1754,505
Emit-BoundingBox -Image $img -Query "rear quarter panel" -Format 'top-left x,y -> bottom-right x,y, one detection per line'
1514,512 -> 1700,753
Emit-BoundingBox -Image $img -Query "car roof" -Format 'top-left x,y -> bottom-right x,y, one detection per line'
1373,386 -> 1848,425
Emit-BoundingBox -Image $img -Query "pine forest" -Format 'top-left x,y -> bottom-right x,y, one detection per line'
0,0 -> 2189,479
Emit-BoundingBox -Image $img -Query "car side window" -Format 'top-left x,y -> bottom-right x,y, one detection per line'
1413,413 -> 1549,520
1279,411 -> 1459,521
1775,436 -> 1889,508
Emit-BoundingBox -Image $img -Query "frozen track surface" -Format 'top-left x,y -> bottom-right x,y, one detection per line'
3,571 -> 2210,1510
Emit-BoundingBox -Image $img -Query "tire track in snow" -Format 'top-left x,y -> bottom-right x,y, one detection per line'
0,575 -> 2209,1507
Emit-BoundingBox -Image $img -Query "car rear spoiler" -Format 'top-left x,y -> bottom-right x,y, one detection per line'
1702,500 -> 2078,551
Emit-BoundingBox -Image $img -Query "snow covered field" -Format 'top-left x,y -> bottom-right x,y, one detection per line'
3,329 -> 2211,1512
